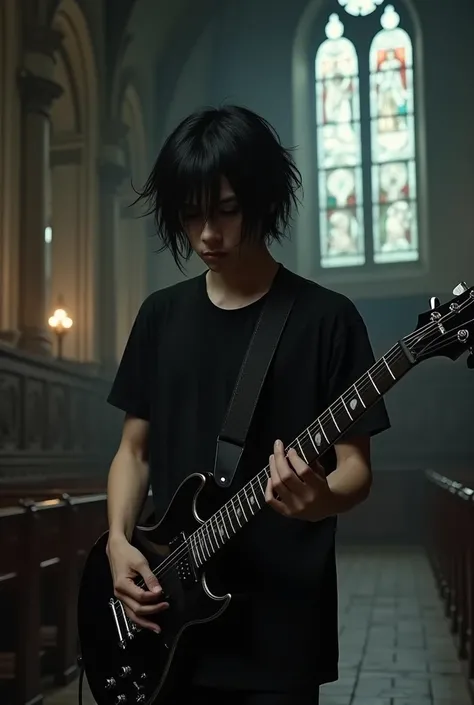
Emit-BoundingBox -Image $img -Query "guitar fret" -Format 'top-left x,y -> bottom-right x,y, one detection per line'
383,355 -> 396,380
246,490 -> 254,515
215,515 -> 225,545
198,532 -> 208,561
354,383 -> 366,408
306,428 -> 318,453
246,487 -> 257,514
196,536 -> 205,566
318,420 -> 329,445
203,530 -> 212,559
225,504 -> 236,534
250,482 -> 261,509
219,509 -> 230,540
233,499 -> 243,527
367,371 -> 380,395
296,437 -> 308,463
341,396 -> 353,420
237,495 -> 248,522
209,521 -> 219,551
329,407 -> 341,433
189,538 -> 200,568
196,536 -> 205,567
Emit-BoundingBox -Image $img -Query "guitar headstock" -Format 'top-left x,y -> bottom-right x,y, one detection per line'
404,282 -> 474,366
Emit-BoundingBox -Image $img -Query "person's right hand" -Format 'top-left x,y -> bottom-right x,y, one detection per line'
106,535 -> 169,633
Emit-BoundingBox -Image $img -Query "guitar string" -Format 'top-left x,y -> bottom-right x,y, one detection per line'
132,308 -> 473,589
115,321 -> 473,642
133,312 -> 472,591
114,322 -> 473,636
149,319 -> 447,578
118,301 -> 474,599
155,307 -> 474,580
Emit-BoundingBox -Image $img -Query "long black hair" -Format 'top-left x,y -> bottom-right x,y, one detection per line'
133,104 -> 303,270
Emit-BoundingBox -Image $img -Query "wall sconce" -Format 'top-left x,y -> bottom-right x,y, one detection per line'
48,299 -> 73,359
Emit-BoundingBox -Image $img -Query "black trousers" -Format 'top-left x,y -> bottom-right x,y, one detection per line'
179,686 -> 320,705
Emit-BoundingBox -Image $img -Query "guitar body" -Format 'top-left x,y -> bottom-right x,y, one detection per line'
77,473 -> 231,705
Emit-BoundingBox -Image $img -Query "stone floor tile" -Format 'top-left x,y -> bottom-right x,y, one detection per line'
45,547 -> 473,705
319,696 -> 352,705
429,660 -> 462,674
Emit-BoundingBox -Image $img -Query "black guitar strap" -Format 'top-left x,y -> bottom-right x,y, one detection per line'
213,265 -> 300,488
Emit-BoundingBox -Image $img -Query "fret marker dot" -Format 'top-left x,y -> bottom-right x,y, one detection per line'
350,399 -> 357,410
315,432 -> 322,446
250,496 -> 255,504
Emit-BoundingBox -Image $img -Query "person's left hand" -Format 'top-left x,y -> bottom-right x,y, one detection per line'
265,439 -> 336,522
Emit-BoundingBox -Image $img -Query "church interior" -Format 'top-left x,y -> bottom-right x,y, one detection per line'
1,0 -> 474,703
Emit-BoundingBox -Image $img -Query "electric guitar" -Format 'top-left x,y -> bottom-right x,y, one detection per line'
77,282 -> 474,705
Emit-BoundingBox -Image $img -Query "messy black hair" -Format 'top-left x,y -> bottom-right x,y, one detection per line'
132,104 -> 303,270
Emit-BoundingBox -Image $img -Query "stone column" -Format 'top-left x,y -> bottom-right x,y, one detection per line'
98,121 -> 129,373
17,28 -> 63,355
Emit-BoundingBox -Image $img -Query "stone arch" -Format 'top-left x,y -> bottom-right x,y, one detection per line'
291,0 -> 428,283
49,0 -> 99,361
115,80 -> 150,358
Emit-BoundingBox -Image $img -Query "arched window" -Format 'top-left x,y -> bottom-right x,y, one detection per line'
315,2 -> 419,270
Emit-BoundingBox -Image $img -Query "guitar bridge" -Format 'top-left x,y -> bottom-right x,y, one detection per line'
109,598 -> 127,649
169,532 -> 198,586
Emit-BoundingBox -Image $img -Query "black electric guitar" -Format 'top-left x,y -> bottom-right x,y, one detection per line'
77,282 -> 474,705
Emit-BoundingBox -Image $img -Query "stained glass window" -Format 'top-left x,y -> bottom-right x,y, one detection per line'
370,4 -> 418,263
338,0 -> 384,17
314,2 -> 419,270
315,13 -> 365,268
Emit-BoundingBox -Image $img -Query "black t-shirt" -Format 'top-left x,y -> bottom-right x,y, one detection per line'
107,264 -> 390,693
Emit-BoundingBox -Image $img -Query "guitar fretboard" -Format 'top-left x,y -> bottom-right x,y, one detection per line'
187,340 -> 413,569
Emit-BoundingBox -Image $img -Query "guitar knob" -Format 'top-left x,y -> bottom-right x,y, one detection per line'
430,296 -> 440,310
115,696 -> 127,704
136,696 -> 146,703
119,665 -> 132,677
105,677 -> 117,690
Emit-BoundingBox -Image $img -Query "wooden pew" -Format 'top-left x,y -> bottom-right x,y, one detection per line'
425,470 -> 474,697
0,493 -> 108,705
0,486 -> 154,705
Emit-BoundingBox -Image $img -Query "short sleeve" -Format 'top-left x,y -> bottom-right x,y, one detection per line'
326,301 -> 391,439
107,298 -> 154,421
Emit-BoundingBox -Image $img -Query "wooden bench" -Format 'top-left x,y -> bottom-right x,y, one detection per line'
0,484 -> 155,705
0,493 -> 108,705
425,470 -> 474,698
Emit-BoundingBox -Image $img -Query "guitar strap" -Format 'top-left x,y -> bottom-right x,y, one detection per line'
213,265 -> 300,488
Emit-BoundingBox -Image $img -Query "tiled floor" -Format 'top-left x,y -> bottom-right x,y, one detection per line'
45,546 -> 472,705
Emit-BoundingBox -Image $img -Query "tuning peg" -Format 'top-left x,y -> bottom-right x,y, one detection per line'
430,297 -> 440,310
453,282 -> 469,296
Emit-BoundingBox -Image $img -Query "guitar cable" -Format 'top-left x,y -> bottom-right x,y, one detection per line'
77,655 -> 85,705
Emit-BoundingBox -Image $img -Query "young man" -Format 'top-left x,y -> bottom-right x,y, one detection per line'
105,105 -> 390,705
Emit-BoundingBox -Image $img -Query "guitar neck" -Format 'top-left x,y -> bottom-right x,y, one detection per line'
188,340 -> 415,569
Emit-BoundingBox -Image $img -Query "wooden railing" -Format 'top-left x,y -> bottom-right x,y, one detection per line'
0,342 -> 120,486
425,469 -> 474,697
